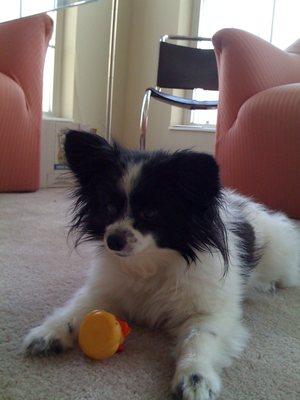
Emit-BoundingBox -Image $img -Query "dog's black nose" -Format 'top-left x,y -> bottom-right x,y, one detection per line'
106,233 -> 126,251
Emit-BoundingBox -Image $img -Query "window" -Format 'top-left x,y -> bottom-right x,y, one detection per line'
0,2 -> 59,114
191,0 -> 300,127
43,11 -> 57,114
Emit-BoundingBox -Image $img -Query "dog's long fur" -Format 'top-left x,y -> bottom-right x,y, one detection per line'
24,131 -> 300,400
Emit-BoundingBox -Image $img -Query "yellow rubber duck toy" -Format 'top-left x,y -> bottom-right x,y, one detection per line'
78,310 -> 131,360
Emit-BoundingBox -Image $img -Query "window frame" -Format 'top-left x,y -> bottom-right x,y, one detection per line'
43,9 -> 65,117
181,0 -> 215,129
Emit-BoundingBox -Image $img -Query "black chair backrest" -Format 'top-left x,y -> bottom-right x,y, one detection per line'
157,42 -> 218,91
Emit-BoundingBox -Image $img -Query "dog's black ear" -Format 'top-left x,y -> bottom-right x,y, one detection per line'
173,151 -> 221,206
64,130 -> 121,185
170,151 -> 227,267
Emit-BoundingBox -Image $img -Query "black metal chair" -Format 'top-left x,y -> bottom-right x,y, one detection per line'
139,35 -> 218,149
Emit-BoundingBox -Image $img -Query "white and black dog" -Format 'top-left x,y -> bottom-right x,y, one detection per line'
24,130 -> 299,400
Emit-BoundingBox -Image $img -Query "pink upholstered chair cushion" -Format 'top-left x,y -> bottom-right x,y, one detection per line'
0,14 -> 53,192
213,29 -> 300,219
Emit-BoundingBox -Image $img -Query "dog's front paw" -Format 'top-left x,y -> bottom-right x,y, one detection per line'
23,319 -> 74,356
171,367 -> 221,400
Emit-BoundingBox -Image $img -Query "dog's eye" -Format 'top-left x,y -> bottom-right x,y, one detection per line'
107,204 -> 117,216
140,209 -> 157,221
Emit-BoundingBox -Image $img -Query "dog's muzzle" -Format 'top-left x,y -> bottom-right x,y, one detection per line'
105,227 -> 138,256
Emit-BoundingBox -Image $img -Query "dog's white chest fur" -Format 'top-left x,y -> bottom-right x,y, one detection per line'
90,241 -> 244,334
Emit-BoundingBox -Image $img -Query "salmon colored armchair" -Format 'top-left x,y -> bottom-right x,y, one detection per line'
213,29 -> 300,219
0,14 -> 53,192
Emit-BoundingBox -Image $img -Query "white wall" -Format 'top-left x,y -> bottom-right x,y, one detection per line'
60,0 -> 131,144
121,0 -> 181,149
72,0 -> 112,135
111,0 -> 131,143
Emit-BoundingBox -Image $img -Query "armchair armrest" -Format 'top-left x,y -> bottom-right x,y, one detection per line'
0,14 -> 53,117
212,28 -> 300,136
217,83 -> 300,217
231,83 -> 300,139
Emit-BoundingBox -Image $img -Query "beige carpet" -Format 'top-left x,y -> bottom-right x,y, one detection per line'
0,188 -> 299,400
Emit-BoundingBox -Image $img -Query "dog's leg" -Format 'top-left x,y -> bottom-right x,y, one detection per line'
171,315 -> 247,400
23,284 -> 113,356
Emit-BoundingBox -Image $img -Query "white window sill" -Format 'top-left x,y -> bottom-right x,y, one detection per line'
169,124 -> 216,133
43,114 -> 73,122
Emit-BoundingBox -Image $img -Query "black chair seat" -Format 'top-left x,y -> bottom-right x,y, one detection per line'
148,88 -> 218,110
